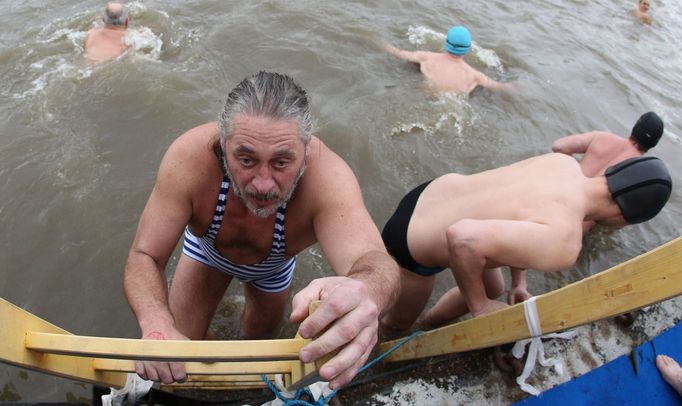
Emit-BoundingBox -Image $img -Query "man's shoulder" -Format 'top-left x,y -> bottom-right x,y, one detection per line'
300,136 -> 360,193
166,122 -> 220,161
590,131 -> 629,146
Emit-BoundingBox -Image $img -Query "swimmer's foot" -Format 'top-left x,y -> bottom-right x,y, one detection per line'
471,300 -> 509,318
493,345 -> 524,377
656,355 -> 682,396
615,311 -> 637,327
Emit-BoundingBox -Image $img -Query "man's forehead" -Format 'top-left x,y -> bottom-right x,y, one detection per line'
232,114 -> 300,132
227,115 -> 305,153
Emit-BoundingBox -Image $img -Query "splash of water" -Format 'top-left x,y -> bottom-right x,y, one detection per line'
124,27 -> 163,61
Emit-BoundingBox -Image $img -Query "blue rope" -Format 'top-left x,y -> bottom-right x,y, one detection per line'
262,330 -> 423,406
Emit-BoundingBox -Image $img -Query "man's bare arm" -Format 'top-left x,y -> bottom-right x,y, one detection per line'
508,267 -> 531,305
551,132 -> 597,155
384,43 -> 428,64
476,71 -> 510,91
123,135 -> 202,383
290,141 -> 400,389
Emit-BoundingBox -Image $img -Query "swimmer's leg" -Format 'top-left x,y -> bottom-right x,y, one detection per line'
424,267 -> 505,327
446,219 -> 580,318
657,355 -> 682,396
169,254 -> 233,340
241,283 -> 290,339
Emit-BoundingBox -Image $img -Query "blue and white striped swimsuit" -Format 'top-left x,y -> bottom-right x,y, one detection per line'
182,176 -> 296,293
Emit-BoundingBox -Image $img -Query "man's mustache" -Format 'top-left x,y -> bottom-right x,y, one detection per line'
246,190 -> 281,202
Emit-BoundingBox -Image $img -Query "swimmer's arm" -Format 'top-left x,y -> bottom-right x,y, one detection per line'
551,132 -> 596,155
384,43 -> 429,64
476,71 -> 510,91
508,267 -> 531,305
124,138 -> 196,337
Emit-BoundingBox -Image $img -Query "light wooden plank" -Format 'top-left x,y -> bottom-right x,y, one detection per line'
25,332 -> 306,361
162,381 -> 267,390
380,236 -> 682,362
93,358 -> 296,375
0,298 -> 126,388
288,301 -> 328,390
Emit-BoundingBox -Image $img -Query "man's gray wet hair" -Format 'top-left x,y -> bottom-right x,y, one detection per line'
103,2 -> 127,26
218,71 -> 315,146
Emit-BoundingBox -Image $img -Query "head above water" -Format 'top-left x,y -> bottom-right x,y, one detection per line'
218,71 -> 315,147
103,2 -> 128,27
445,26 -> 471,56
605,156 -> 672,224
630,111 -> 664,151
639,0 -> 651,13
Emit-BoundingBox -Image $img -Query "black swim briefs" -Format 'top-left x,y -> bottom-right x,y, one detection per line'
382,180 -> 445,276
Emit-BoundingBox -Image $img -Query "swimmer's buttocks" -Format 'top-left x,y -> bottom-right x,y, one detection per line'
606,156 -> 672,224
631,111 -> 664,150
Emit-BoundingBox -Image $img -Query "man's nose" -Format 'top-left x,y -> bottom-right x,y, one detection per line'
251,165 -> 275,193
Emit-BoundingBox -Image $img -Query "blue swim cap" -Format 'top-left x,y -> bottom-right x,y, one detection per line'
445,26 -> 471,56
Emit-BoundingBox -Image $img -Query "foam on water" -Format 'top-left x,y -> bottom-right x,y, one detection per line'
390,92 -> 477,140
124,27 -> 163,61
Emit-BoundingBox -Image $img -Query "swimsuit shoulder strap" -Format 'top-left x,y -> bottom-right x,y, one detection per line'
206,176 -> 229,240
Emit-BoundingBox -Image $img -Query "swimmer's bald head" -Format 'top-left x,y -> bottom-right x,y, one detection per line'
103,2 -> 127,26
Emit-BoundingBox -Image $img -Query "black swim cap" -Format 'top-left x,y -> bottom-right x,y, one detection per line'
605,156 -> 672,224
631,112 -> 664,150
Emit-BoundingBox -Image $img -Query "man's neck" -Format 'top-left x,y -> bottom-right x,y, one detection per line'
583,176 -> 618,221
104,24 -> 126,31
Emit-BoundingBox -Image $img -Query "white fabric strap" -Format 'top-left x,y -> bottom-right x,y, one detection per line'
511,297 -> 578,395
101,373 -> 154,406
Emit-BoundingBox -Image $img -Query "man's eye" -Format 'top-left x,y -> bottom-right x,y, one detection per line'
274,160 -> 289,169
239,157 -> 254,166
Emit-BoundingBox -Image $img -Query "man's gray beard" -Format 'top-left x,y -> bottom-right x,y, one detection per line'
224,161 -> 306,218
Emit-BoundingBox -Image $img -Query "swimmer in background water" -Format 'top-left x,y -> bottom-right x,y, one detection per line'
383,26 -> 508,95
552,112 -> 664,178
632,0 -> 652,24
553,112 -> 664,232
84,2 -> 130,62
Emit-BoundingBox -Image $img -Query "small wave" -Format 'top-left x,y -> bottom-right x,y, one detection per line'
390,93 -> 476,139
407,25 -> 445,46
13,56 -> 92,100
124,27 -> 163,61
471,44 -> 504,73
666,130 -> 682,145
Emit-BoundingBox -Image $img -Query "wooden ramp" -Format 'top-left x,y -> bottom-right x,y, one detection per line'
2,237 -> 681,392
380,236 -> 682,362
0,298 -> 322,390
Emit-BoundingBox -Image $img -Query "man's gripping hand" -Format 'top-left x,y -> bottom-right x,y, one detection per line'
290,276 -> 380,390
135,327 -> 189,384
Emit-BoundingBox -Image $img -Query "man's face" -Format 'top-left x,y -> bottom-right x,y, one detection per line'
224,114 -> 307,218
639,0 -> 650,12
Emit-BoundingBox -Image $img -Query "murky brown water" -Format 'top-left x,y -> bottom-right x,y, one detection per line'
1,0 -> 681,402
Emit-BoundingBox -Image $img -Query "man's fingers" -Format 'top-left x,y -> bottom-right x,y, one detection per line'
134,361 -> 147,379
290,283 -> 324,323
136,361 -> 186,384
298,297 -> 356,340
142,362 -> 159,382
170,362 -> 187,383
323,327 -> 376,389
302,301 -> 376,363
